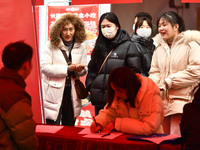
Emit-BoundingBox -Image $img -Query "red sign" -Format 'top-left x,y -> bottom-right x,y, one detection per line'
48,5 -> 99,55
32,0 -> 44,5
182,0 -> 200,2
72,0 -> 142,5
75,102 -> 95,127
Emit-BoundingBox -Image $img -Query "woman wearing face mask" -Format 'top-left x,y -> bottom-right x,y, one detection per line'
86,12 -> 142,116
149,11 -> 200,135
131,17 -> 155,77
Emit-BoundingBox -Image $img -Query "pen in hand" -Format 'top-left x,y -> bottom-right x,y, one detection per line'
101,133 -> 110,137
92,116 -> 98,127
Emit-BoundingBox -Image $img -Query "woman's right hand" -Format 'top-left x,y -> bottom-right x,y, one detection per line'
90,122 -> 102,133
68,64 -> 77,72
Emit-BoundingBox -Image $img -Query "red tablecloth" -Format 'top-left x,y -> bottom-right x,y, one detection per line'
36,125 -> 181,150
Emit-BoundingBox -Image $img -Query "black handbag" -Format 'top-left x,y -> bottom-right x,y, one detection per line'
60,49 -> 88,99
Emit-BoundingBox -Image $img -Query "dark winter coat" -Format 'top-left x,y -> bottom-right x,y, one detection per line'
131,35 -> 155,77
180,87 -> 200,150
86,30 -> 142,107
0,68 -> 38,150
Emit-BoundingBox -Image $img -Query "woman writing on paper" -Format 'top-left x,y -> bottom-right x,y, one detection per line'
90,67 -> 164,135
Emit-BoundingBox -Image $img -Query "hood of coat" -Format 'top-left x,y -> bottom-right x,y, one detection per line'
135,74 -> 161,115
131,35 -> 154,48
49,13 -> 86,48
110,30 -> 131,48
155,30 -> 200,47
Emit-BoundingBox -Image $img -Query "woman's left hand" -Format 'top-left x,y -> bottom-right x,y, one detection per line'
76,63 -> 85,72
101,121 -> 115,134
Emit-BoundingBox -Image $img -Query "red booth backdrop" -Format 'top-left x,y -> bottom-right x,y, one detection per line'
0,0 -> 43,123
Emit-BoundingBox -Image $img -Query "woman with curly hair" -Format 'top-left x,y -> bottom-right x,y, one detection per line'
40,13 -> 87,126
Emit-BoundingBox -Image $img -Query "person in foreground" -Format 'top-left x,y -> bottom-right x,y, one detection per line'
180,85 -> 200,150
0,41 -> 38,149
40,13 -> 87,126
149,11 -> 200,135
90,67 -> 164,135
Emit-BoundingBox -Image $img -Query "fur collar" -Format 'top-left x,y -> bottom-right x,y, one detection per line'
49,13 -> 86,48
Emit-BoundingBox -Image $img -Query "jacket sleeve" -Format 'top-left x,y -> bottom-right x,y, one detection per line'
76,43 -> 88,77
149,48 -> 161,84
40,44 -> 68,78
165,42 -> 200,89
2,99 -> 38,150
95,105 -> 118,128
115,94 -> 164,135
126,42 -> 142,74
85,58 -> 98,91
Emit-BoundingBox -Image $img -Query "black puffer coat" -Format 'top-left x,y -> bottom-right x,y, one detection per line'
86,30 -> 142,107
131,35 -> 155,77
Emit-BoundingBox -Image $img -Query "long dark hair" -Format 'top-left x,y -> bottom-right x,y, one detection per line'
90,12 -> 121,72
106,67 -> 141,109
157,11 -> 185,33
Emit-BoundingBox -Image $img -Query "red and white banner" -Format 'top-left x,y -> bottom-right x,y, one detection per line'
72,0 -> 142,5
48,5 -> 99,55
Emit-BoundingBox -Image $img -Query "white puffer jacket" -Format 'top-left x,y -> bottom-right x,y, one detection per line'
40,41 -> 87,121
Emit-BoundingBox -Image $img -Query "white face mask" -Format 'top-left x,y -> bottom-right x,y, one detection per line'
136,28 -> 152,38
101,26 -> 118,39
132,24 -> 135,32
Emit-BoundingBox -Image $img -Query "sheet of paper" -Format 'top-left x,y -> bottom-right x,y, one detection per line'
36,125 -> 64,134
78,128 -> 123,139
127,134 -> 181,144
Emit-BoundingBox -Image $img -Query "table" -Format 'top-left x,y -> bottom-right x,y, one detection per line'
36,125 -> 181,150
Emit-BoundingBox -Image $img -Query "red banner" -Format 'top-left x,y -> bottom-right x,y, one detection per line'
182,0 -> 200,2
32,0 -> 44,5
48,5 -> 99,55
72,0 -> 142,5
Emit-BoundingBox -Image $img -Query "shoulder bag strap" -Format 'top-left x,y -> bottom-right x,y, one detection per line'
98,49 -> 114,74
60,49 -> 77,79
60,49 -> 71,65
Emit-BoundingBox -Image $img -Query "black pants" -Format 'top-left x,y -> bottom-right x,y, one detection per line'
46,84 -> 75,126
